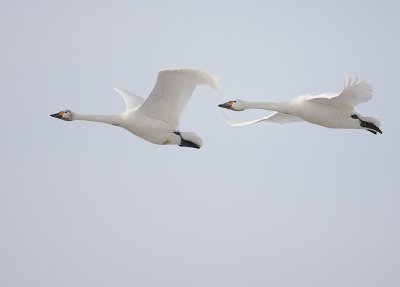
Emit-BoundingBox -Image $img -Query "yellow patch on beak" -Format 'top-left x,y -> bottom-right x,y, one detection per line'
50,111 -> 65,119
218,101 -> 234,109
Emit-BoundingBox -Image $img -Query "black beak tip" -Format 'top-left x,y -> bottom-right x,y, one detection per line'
50,113 -> 61,119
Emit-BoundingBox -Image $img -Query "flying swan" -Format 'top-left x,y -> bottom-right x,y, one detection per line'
218,74 -> 382,134
51,68 -> 220,148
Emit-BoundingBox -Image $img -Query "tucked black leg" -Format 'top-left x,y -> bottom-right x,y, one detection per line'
173,131 -> 200,149
351,114 -> 382,134
360,121 -> 382,134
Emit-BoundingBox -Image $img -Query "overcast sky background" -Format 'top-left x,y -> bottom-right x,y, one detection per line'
1,0 -> 399,286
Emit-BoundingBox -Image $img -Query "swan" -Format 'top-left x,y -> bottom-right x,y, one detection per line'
51,68 -> 220,148
218,74 -> 382,134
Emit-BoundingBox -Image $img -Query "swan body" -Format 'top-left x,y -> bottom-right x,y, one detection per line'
51,68 -> 220,148
219,74 -> 382,134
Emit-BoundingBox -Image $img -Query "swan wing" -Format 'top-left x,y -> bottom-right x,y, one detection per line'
308,74 -> 373,107
223,112 -> 304,127
114,88 -> 144,110
138,68 -> 220,128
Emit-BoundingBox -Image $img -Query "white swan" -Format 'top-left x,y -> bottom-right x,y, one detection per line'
219,74 -> 382,134
51,68 -> 220,148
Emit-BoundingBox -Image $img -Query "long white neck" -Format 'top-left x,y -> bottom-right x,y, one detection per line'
242,101 -> 290,113
72,113 -> 121,126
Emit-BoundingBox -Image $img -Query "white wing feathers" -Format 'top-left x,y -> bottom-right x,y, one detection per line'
114,88 -> 144,110
223,112 -> 303,127
340,73 -> 373,106
138,68 -> 220,128
308,74 -> 373,107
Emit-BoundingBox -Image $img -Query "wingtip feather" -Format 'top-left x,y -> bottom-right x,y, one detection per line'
160,68 -> 221,91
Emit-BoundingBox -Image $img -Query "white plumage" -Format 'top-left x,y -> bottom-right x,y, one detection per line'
51,68 -> 220,148
219,74 -> 382,134
139,69 -> 220,128
113,88 -> 143,110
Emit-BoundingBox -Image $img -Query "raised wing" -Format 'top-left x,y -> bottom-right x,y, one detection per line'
137,68 -> 220,128
114,88 -> 144,111
223,112 -> 303,127
308,74 -> 373,107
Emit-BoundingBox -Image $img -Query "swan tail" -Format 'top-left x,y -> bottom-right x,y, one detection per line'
174,131 -> 203,149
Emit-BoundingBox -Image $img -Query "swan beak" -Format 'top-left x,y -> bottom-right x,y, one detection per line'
50,111 -> 64,119
218,101 -> 233,110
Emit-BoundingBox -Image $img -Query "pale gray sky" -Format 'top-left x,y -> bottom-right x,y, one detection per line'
1,0 -> 399,286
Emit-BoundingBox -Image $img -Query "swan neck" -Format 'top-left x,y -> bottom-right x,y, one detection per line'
243,101 -> 289,113
73,113 -> 121,126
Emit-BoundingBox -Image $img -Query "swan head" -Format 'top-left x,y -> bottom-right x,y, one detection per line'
50,110 -> 73,121
218,100 -> 245,111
